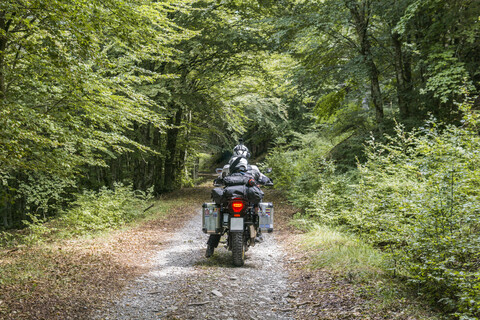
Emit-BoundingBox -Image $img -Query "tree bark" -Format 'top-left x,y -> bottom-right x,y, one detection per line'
152,124 -> 164,195
0,11 -> 8,104
179,110 -> 192,184
346,0 -> 384,124
163,107 -> 183,191
392,32 -> 410,119
1,187 -> 8,228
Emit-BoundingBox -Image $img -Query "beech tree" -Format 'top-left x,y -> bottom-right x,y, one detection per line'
259,0 -> 480,133
0,0 -> 192,226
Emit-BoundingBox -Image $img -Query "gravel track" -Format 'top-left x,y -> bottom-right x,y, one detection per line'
94,210 -> 294,320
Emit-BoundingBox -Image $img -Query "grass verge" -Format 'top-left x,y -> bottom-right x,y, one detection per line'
289,216 -> 442,319
299,222 -> 384,278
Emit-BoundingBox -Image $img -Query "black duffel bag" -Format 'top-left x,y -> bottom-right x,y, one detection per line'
223,173 -> 251,186
223,185 -> 248,200
221,185 -> 264,204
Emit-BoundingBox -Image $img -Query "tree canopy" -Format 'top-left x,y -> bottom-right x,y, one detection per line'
1,1 -> 479,316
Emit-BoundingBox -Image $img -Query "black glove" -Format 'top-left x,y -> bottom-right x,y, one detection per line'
264,177 -> 274,186
258,175 -> 273,186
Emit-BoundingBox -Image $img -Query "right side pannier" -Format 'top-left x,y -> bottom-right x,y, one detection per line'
258,202 -> 274,232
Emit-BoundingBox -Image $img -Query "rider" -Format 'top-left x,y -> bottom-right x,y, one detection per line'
206,141 -> 270,258
221,140 -> 270,184
220,140 -> 250,177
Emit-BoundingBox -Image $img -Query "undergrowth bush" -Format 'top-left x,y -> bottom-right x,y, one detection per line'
348,121 -> 480,318
267,101 -> 480,318
57,183 -> 153,237
265,132 -> 342,209
1,183 -> 152,246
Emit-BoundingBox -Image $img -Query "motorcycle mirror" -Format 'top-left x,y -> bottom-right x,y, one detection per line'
266,168 -> 273,174
216,168 -> 223,174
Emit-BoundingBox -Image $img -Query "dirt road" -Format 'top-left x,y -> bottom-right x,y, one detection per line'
94,208 -> 294,320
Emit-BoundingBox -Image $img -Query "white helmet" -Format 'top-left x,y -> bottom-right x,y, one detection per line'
233,144 -> 250,158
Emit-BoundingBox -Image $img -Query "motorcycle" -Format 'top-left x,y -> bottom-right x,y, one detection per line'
202,168 -> 274,267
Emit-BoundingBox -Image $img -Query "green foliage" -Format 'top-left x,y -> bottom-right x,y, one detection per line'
0,0 -> 197,227
350,118 -> 480,318
264,0 -> 480,130
17,173 -> 76,219
265,132 -> 341,209
314,88 -> 347,120
211,53 -> 298,154
20,213 -> 51,245
0,183 -> 153,247
423,51 -> 474,103
0,0 -> 191,175
57,183 -> 153,237
267,97 -> 480,317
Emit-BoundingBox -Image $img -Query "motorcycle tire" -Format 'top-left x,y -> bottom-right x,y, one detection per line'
231,232 -> 245,267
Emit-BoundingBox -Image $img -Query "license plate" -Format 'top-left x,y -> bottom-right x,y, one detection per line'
230,218 -> 244,231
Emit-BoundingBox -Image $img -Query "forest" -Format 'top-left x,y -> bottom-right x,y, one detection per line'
1,0 -> 479,318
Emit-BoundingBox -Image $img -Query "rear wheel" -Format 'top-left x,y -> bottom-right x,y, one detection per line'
231,232 -> 245,267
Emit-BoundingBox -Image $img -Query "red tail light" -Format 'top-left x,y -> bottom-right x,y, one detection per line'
231,200 -> 244,213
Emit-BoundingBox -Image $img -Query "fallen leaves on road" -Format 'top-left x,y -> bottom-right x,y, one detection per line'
0,186 -> 210,320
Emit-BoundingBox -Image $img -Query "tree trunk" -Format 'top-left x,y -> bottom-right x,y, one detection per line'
392,32 -> 410,119
403,44 -> 414,117
346,0 -> 384,124
110,158 -> 117,189
179,110 -> 192,184
163,107 -> 183,191
152,124 -> 164,195
2,209 -> 8,228
193,157 -> 199,181
0,186 -> 8,228
4,202 -> 12,228
145,124 -> 155,190
0,12 -> 8,104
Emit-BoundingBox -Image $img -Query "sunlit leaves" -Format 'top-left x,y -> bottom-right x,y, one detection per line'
0,0 -> 193,177
423,51 -> 474,103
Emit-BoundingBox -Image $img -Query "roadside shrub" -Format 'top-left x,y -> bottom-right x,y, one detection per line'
265,133 -> 339,209
1,172 -> 76,230
57,183 -> 153,237
332,120 -> 479,317
0,183 -> 154,246
17,173 -> 76,219
355,120 -> 480,318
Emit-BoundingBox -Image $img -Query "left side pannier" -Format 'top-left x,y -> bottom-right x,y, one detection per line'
202,203 -> 221,234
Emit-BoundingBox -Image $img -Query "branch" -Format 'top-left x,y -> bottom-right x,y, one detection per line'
323,28 -> 358,50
